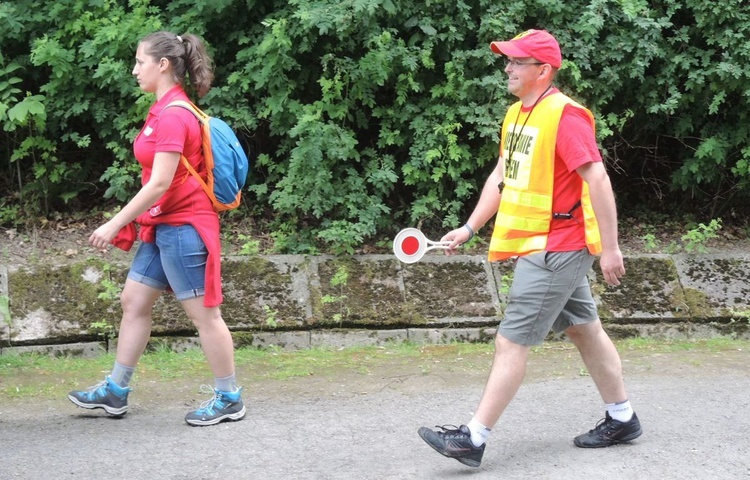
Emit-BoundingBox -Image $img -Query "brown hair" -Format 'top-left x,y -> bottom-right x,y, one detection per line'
139,31 -> 214,97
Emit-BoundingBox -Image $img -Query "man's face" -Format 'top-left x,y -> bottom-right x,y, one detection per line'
504,56 -> 545,98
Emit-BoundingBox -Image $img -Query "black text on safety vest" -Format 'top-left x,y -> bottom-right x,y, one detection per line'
505,131 -> 534,180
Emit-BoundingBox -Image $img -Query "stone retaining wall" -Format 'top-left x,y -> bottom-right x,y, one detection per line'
1,253 -> 749,356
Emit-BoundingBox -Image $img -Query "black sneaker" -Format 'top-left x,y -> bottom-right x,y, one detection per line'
418,424 -> 485,467
574,412 -> 643,448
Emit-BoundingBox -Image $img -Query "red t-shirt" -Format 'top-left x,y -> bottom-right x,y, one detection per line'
121,85 -> 224,307
546,102 -> 603,252
133,85 -> 205,191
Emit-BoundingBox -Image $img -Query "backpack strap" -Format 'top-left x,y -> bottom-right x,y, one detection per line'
163,101 -> 214,200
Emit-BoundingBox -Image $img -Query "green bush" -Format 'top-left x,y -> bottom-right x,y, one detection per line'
1,0 -> 749,251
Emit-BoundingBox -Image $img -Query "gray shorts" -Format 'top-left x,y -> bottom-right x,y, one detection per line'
498,249 -> 598,346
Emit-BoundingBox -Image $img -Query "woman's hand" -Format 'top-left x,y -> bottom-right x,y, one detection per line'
89,220 -> 122,250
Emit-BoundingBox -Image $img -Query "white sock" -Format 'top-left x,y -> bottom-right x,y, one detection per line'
214,373 -> 237,392
606,400 -> 633,422
467,417 -> 491,447
110,361 -> 135,388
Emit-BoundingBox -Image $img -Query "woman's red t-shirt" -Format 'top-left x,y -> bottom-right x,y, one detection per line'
118,85 -> 224,307
133,85 -> 204,191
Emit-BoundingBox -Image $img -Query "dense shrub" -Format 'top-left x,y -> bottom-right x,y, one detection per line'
1,0 -> 749,251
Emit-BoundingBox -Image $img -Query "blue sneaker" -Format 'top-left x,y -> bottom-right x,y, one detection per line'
184,385 -> 246,426
68,376 -> 130,416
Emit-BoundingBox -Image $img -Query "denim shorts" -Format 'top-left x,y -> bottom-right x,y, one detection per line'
128,224 -> 207,301
498,249 -> 598,346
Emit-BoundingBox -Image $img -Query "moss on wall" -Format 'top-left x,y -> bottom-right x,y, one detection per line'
402,261 -> 497,319
315,257 -> 421,327
5,253 -> 750,346
221,257 -> 309,329
596,256 -> 688,321
8,259 -> 126,341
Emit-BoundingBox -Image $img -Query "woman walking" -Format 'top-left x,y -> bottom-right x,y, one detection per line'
68,31 -> 245,426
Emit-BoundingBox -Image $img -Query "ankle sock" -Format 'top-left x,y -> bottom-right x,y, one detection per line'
110,361 -> 135,388
606,399 -> 633,422
215,373 -> 238,393
467,417 -> 491,447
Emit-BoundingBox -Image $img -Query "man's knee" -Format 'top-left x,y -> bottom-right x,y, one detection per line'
565,319 -> 603,342
494,333 -> 529,354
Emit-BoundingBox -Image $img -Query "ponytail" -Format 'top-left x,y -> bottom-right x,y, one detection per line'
139,31 -> 215,98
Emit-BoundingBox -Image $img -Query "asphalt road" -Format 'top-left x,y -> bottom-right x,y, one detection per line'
2,346 -> 749,480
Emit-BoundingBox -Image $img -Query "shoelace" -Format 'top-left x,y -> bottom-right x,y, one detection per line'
434,424 -> 464,438
195,385 -> 223,413
590,416 -> 621,434
82,379 -> 109,400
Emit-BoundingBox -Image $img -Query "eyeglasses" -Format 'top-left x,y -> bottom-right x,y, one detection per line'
505,59 -> 545,68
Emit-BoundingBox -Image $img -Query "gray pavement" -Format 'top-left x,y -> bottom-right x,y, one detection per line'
2,344 -> 749,479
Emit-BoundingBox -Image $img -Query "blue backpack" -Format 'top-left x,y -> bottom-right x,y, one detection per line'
166,101 -> 249,212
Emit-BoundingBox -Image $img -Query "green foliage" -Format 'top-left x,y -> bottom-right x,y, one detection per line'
96,264 -> 121,302
228,1 -> 509,252
262,304 -> 280,329
321,264 -> 350,324
497,272 -> 512,314
557,0 -> 750,218
681,218 -> 722,253
641,233 -> 659,252
631,216 -> 723,253
1,0 -> 159,217
1,0 -> 750,249
0,294 -> 10,328
237,234 -> 261,256
89,319 -> 116,341
91,262 -> 122,340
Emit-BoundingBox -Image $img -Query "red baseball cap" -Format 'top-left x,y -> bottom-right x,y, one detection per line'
490,29 -> 562,69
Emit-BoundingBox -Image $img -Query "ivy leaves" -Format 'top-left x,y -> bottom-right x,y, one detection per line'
3,0 -> 750,243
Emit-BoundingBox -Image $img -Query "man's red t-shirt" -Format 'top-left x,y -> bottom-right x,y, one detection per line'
546,101 -> 602,252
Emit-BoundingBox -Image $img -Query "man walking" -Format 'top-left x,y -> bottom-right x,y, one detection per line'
417,29 -> 642,468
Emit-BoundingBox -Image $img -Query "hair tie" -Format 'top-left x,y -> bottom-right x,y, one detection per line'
176,35 -> 183,43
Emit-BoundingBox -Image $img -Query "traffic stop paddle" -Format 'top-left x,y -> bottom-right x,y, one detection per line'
392,228 -> 452,264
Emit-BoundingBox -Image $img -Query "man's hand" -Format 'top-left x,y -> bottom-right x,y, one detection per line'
440,227 -> 472,255
599,249 -> 625,286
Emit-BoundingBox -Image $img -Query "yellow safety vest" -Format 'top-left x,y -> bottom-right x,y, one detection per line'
488,92 -> 602,261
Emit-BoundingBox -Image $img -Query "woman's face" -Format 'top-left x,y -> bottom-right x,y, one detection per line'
132,42 -> 162,93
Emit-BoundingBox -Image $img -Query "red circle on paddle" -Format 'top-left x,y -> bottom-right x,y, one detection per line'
401,235 -> 420,255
